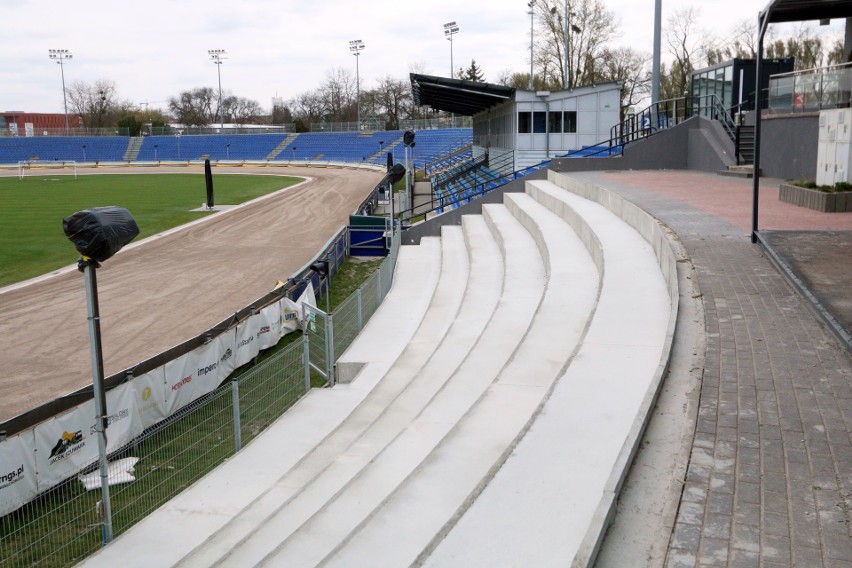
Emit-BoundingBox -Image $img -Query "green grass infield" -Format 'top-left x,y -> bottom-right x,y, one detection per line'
0,173 -> 301,287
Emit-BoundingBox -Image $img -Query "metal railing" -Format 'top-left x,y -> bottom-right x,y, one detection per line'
610,94 -> 736,147
768,62 -> 852,114
0,338 -> 309,568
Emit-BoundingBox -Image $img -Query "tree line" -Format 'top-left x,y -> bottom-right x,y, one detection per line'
65,0 -> 846,134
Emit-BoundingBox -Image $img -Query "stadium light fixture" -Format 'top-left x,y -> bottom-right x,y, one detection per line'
527,1 -> 536,90
63,206 -> 140,545
443,22 -> 459,78
208,49 -> 227,129
349,40 -> 365,130
48,49 -> 73,134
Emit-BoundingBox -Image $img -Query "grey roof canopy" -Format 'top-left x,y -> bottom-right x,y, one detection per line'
410,73 -> 515,116
760,0 -> 852,23
751,2 -> 852,243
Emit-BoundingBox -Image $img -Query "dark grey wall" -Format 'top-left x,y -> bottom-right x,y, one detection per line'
760,113 -> 819,181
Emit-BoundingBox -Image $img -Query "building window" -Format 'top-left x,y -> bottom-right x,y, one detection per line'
518,111 -> 532,133
533,111 -> 547,133
548,111 -> 562,133
564,111 -> 577,133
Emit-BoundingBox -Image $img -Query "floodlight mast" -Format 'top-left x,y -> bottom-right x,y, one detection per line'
208,49 -> 227,129
48,49 -> 73,134
443,22 -> 459,78
349,40 -> 365,129
528,1 -> 536,90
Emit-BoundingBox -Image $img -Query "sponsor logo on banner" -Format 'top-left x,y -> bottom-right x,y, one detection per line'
258,326 -> 271,335
142,386 -> 153,402
0,465 -> 25,491
283,308 -> 298,322
221,348 -> 232,362
197,362 -> 217,376
172,375 -> 193,391
238,336 -> 254,349
90,408 -> 131,436
48,431 -> 86,463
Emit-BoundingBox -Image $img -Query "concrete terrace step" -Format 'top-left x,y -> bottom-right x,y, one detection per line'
223,203 -> 554,567
421,176 -> 673,567
316,193 -> 601,567
77,238 -> 444,568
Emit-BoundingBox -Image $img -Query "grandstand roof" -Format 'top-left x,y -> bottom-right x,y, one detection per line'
759,0 -> 852,23
410,74 -> 515,117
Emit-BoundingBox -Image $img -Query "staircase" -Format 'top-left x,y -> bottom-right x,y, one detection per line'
265,133 -> 299,160
367,133 -> 404,163
123,137 -> 144,161
737,125 -> 755,165
79,170 -> 677,568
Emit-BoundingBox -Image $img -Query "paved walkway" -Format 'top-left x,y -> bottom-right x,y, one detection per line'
577,171 -> 852,568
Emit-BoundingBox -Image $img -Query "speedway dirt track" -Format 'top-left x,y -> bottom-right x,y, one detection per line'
0,165 -> 381,423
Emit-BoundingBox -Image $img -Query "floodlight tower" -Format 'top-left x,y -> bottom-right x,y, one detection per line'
208,49 -> 227,129
349,40 -> 365,129
444,22 -> 459,78
528,1 -> 536,90
48,49 -> 73,134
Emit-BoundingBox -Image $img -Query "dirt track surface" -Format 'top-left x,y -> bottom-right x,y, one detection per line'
0,166 -> 382,423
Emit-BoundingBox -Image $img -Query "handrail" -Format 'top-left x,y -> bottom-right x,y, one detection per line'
610,94 -> 737,146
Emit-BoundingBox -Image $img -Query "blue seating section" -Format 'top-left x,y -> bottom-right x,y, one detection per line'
137,134 -> 286,162
280,131 -> 403,163
0,129 -> 474,166
560,144 -> 623,158
0,136 -> 129,163
433,163 -> 511,214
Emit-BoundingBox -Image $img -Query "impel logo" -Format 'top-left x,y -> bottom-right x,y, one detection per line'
48,431 -> 85,463
0,465 -> 25,490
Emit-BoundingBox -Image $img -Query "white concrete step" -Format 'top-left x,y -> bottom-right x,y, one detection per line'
174,229 -> 471,567
316,193 -> 600,568
77,239 -> 445,568
247,203 -> 551,567
423,177 -> 672,567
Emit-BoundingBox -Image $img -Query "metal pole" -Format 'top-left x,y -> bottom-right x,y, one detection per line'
231,380 -> 242,452
752,10 -> 770,244
303,333 -> 311,392
652,0 -> 661,104
82,260 -> 113,544
529,1 -> 536,90
356,288 -> 363,330
217,63 -> 223,129
60,58 -> 69,133
564,0 -> 569,89
356,52 -> 361,129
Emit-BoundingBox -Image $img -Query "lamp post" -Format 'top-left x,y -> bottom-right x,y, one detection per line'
562,1 -> 582,90
154,143 -> 158,162
226,143 -> 231,160
82,144 -> 86,162
528,1 -> 536,90
349,40 -> 365,130
48,49 -> 73,134
208,49 -> 227,129
443,22 -> 459,78
63,206 -> 140,545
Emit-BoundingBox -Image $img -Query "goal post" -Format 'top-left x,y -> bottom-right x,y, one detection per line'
18,160 -> 78,180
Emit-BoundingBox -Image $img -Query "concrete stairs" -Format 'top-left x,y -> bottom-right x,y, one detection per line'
123,136 -> 144,161
80,170 -> 676,568
266,133 -> 299,160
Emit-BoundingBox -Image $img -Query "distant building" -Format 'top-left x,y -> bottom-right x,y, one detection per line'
690,58 -> 795,113
0,112 -> 83,136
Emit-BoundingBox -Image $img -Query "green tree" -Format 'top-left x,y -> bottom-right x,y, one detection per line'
459,60 -> 486,82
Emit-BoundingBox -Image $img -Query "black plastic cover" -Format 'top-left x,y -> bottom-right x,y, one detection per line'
63,206 -> 140,262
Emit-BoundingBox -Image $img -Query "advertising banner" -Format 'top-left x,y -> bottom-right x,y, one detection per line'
131,366 -> 168,431
257,301 -> 283,351
33,385 -> 142,490
216,329 -> 237,380
163,338 -> 224,415
0,432 -> 38,517
235,316 -> 262,369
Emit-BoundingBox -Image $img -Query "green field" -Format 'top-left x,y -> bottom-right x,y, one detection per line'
0,173 -> 300,287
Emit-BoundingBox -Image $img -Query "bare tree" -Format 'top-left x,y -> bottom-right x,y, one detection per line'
168,87 -> 216,126
66,80 -> 121,128
372,76 -> 411,130
598,47 -> 651,115
664,7 -> 708,98
534,0 -> 618,89
223,96 -> 264,124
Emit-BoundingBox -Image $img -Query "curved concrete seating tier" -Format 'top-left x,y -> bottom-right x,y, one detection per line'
80,170 -> 677,568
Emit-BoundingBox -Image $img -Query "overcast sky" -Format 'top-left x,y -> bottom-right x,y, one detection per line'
0,0 -> 844,114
